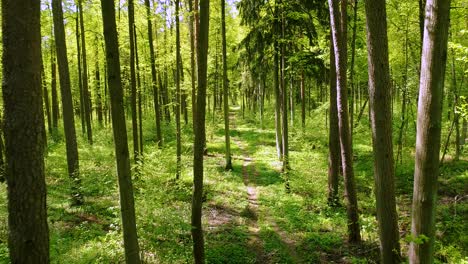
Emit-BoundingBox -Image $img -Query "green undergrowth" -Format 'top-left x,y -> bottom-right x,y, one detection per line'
0,104 -> 466,263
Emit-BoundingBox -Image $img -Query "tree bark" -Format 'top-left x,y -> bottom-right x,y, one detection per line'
101,1 -> 141,262
192,0 -> 210,262
409,0 -> 451,262
328,38 -> 340,206
280,1 -> 289,171
145,0 -> 162,147
51,44 -> 59,131
364,0 -> 401,261
78,0 -> 93,145
176,0 -> 182,179
52,0 -> 83,206
128,0 -> 139,161
188,0 -> 197,127
2,1 -> 49,262
274,3 -> 283,161
41,59 -> 52,134
95,47 -> 104,126
221,0 -> 232,170
328,0 -> 361,243
75,14 -> 86,135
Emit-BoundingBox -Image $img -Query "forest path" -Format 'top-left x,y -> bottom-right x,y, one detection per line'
228,110 -> 301,263
230,112 -> 268,263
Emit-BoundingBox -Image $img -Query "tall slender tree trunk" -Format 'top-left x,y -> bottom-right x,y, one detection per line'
175,0 -> 182,179
221,0 -> 232,170
95,46 -> 104,126
300,71 -> 306,129
78,0 -> 93,145
52,0 -> 83,206
145,0 -> 162,147
134,25 -> 144,155
192,0 -> 210,262
188,0 -> 197,127
2,1 -> 49,262
101,1 -> 141,262
328,38 -> 340,206
51,47 -> 59,131
280,2 -> 289,171
349,0 -> 358,144
328,0 -> 361,243
274,3 -> 283,161
75,15 -> 86,135
128,0 -> 139,161
364,0 -> 401,261
409,0 -> 451,262
41,60 -> 52,134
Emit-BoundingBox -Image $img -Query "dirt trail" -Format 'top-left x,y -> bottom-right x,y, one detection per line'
230,112 -> 268,263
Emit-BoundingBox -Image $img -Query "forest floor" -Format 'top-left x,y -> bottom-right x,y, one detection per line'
0,106 -> 466,263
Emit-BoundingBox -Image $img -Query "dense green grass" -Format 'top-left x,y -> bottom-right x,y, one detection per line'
0,103 -> 466,263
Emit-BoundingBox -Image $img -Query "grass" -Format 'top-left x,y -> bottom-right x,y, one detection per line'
0,103 -> 466,263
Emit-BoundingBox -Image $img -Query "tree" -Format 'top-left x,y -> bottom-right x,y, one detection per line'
328,0 -> 361,243
280,0 -> 289,172
50,43 -> 59,131
364,0 -> 401,261
328,38 -> 340,206
2,0 -> 49,262
75,14 -> 86,135
128,0 -> 139,161
176,0 -> 182,179
41,59 -> 52,135
409,0 -> 451,262
192,0 -> 210,261
187,0 -> 197,126
78,0 -> 93,145
100,0 -> 141,262
52,0 -> 83,205
221,0 -> 233,170
144,0 -> 162,147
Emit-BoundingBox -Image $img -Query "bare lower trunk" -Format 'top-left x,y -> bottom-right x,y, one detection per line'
52,0 -> 83,206
192,0 -> 210,262
101,1 -> 141,262
328,0 -> 361,243
364,0 -> 401,261
2,1 -> 49,261
409,0 -> 451,262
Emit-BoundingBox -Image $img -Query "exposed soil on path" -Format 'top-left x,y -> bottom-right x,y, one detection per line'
230,112 -> 269,263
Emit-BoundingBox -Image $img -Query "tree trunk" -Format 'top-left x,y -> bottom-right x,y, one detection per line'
101,1 -> 141,262
95,47 -> 104,126
221,0 -> 232,170
2,1 -> 49,261
78,0 -> 93,145
364,0 -> 401,261
328,38 -> 340,206
192,0 -> 210,262
134,25 -> 144,155
280,2 -> 289,171
52,0 -> 83,206
176,0 -> 182,179
328,0 -> 361,243
51,44 -> 60,131
145,0 -> 162,147
274,4 -> 283,161
128,0 -> 139,161
301,71 -> 306,129
349,0 -> 358,146
409,0 -> 451,263
75,15 -> 86,135
188,0 -> 197,127
41,60 -> 52,134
